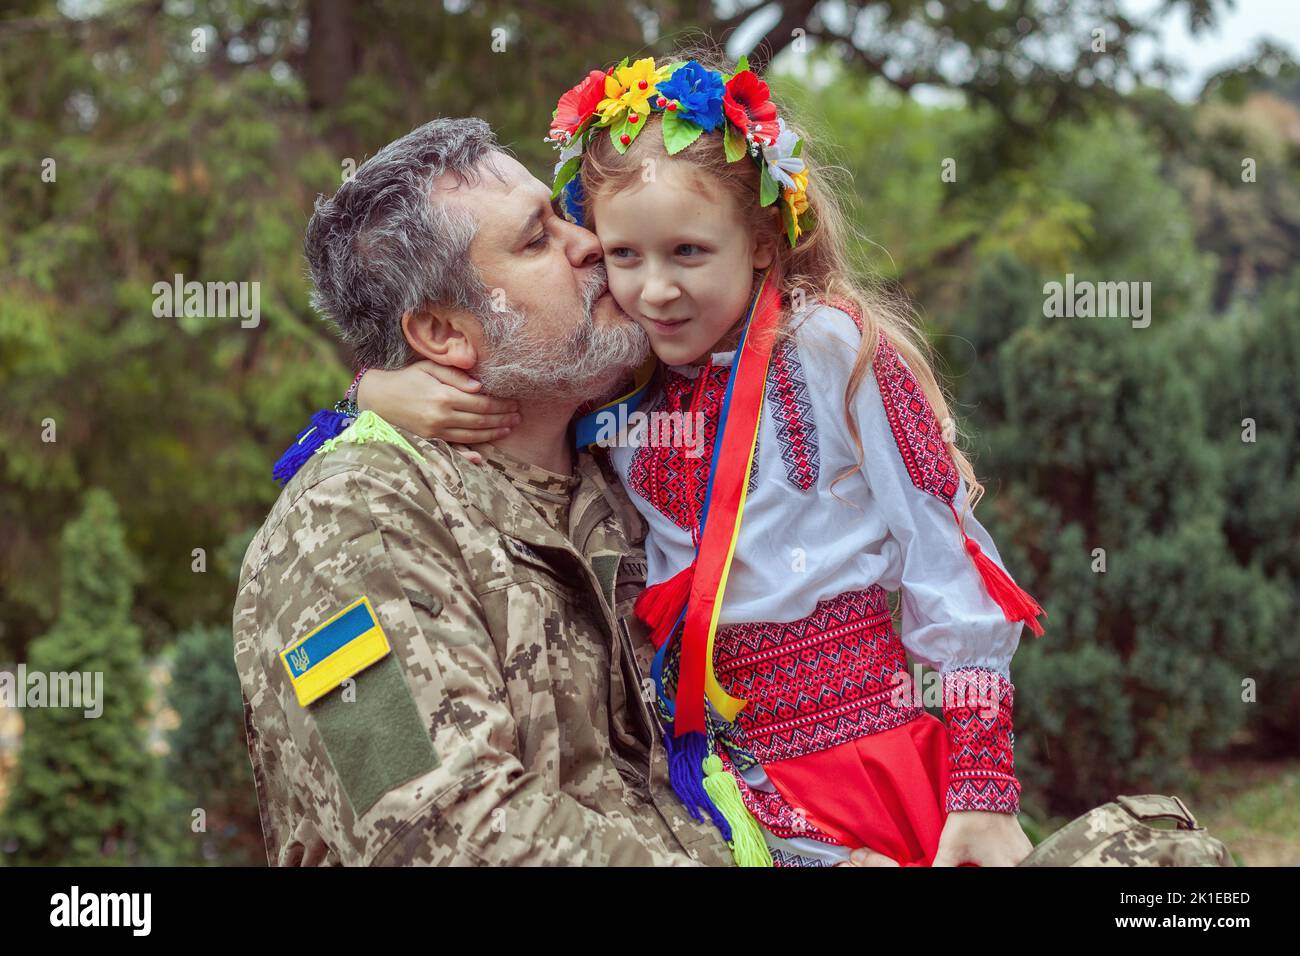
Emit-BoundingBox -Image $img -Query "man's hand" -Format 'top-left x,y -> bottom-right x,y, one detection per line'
931,810 -> 1032,866
836,848 -> 900,867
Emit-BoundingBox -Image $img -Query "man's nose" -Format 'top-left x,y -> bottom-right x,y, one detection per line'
562,219 -> 603,268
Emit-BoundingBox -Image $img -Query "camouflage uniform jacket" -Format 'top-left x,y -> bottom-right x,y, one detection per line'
233,426 -> 733,866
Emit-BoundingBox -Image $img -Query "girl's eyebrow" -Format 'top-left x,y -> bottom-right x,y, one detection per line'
603,232 -> 712,248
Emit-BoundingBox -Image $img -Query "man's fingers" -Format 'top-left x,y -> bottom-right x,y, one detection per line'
981,849 -> 1017,867
848,848 -> 900,867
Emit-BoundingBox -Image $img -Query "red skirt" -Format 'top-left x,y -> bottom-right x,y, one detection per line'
763,711 -> 954,866
711,586 -> 980,867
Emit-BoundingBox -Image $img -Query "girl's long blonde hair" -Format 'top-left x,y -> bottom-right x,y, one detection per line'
577,44 -> 984,522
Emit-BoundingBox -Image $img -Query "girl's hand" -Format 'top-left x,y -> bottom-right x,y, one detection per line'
931,810 -> 1033,867
356,362 -> 521,465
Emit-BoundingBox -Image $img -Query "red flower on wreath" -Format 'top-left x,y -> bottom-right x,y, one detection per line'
723,70 -> 779,143
550,70 -> 607,140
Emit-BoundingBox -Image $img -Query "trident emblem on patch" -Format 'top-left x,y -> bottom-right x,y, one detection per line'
288,647 -> 310,673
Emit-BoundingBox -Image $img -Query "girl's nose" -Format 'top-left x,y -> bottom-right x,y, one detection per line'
642,273 -> 680,306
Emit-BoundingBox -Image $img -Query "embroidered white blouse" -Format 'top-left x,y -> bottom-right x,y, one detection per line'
607,302 -> 1024,682
605,301 -> 1029,863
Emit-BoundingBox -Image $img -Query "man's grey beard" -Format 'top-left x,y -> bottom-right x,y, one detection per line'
472,265 -> 649,401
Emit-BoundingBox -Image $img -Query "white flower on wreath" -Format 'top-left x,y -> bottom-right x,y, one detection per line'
553,136 -> 585,179
761,118 -> 805,191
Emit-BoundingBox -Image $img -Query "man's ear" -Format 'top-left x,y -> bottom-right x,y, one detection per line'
401,304 -> 478,369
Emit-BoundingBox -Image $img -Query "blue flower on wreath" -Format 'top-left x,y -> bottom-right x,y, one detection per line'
562,175 -> 585,228
657,60 -> 726,132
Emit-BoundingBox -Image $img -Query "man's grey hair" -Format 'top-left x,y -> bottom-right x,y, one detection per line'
304,117 -> 505,369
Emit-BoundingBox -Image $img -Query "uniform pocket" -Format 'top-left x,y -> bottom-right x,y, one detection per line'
479,533 -> 586,603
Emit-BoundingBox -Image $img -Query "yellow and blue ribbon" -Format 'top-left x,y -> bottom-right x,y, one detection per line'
574,355 -> 659,449
652,271 -> 781,735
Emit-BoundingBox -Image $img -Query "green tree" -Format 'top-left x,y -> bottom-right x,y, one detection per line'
948,253 -> 1290,815
0,0 -> 1291,842
1194,269 -> 1300,754
164,623 -> 264,865
0,489 -> 178,865
0,0 -> 1244,662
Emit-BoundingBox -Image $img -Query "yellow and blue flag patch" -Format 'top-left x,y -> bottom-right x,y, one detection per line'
280,597 -> 392,707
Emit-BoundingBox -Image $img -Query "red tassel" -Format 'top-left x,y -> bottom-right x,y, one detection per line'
960,535 -> 1047,637
634,561 -> 696,649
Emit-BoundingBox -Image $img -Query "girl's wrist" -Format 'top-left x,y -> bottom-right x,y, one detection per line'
335,367 -> 368,417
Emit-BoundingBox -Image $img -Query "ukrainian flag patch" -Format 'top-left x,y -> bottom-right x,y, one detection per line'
280,597 -> 392,707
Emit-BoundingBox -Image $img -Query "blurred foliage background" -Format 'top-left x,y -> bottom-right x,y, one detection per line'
0,0 -> 1296,865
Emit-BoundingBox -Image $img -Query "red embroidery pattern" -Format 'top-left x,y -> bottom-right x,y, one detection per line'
628,347 -> 820,527
712,586 -> 926,763
627,366 -> 728,533
872,335 -> 961,504
768,338 -> 819,490
814,296 -> 960,505
942,666 -> 1020,814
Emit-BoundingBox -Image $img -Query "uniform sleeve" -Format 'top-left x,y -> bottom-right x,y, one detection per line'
244,466 -> 700,866
806,308 -> 1025,816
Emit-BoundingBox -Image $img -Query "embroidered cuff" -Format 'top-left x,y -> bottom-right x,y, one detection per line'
942,666 -> 1021,815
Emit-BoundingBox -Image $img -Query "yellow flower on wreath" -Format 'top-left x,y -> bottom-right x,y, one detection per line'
783,168 -> 810,239
597,57 -> 671,124
784,168 -> 809,205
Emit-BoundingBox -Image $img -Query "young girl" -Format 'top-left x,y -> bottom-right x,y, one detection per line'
306,50 -> 1046,867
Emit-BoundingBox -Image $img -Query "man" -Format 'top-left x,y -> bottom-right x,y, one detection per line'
233,117 -> 734,865
235,115 -> 911,868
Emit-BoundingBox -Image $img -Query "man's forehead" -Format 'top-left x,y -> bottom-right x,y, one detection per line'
432,155 -> 546,206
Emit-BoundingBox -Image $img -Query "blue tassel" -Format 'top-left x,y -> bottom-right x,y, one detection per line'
272,409 -> 353,485
664,725 -> 731,841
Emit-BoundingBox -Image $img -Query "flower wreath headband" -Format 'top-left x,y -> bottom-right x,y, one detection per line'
546,55 -> 812,247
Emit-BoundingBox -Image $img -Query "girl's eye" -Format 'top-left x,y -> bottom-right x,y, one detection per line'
676,244 -> 702,256
608,247 -> 634,258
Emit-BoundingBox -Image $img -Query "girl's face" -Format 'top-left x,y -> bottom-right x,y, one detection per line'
592,160 -> 774,367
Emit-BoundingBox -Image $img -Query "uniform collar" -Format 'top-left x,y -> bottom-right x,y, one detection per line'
396,432 -> 626,563
476,443 -> 580,535
477,443 -> 580,497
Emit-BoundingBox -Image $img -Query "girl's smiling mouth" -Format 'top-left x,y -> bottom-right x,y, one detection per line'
647,316 -> 690,333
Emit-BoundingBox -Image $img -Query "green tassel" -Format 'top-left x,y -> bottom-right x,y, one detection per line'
317,410 -> 421,459
701,754 -> 773,867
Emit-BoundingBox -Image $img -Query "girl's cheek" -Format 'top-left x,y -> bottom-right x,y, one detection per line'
607,277 -> 640,316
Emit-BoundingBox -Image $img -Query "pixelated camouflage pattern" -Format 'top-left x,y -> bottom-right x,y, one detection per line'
1018,794 -> 1235,867
233,425 -> 733,866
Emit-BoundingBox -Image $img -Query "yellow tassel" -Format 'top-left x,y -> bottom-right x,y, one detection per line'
318,410 -> 421,459
701,755 -> 773,867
